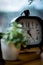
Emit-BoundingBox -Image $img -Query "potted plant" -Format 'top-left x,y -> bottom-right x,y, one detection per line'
1,22 -> 27,60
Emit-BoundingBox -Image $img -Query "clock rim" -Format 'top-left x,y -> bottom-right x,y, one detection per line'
15,16 -> 43,48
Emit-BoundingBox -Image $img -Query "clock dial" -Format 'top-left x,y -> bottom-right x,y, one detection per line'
18,18 -> 42,45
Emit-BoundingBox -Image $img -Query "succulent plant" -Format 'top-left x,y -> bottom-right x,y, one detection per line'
3,22 -> 27,48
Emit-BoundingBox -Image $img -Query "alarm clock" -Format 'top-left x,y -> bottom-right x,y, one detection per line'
16,10 -> 43,50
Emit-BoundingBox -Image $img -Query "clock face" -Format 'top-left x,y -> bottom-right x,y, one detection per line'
17,18 -> 42,45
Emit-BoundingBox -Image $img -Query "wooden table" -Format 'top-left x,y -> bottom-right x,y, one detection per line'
5,53 -> 41,65
0,48 -> 42,65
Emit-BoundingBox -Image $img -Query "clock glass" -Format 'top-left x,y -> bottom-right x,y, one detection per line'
17,18 -> 42,45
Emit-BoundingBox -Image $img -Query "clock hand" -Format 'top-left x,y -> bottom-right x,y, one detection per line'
17,27 -> 35,42
27,30 -> 35,42
27,30 -> 32,37
18,27 -> 32,37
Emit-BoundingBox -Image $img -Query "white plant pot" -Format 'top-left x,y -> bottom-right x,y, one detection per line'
1,39 -> 20,60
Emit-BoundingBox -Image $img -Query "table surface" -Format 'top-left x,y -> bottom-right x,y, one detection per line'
0,47 -> 43,65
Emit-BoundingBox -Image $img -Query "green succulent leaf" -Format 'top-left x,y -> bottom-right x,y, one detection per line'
3,22 -> 27,48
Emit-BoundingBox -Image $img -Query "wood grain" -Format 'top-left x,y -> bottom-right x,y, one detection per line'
0,47 -> 42,65
5,48 -> 41,65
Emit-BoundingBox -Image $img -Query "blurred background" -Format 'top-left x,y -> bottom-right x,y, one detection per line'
0,1 -> 43,65
0,0 -> 43,33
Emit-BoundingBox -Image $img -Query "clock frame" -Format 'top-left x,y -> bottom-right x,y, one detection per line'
16,14 -> 43,50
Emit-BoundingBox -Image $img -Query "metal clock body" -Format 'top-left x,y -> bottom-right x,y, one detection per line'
16,16 -> 43,46
15,10 -> 43,48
